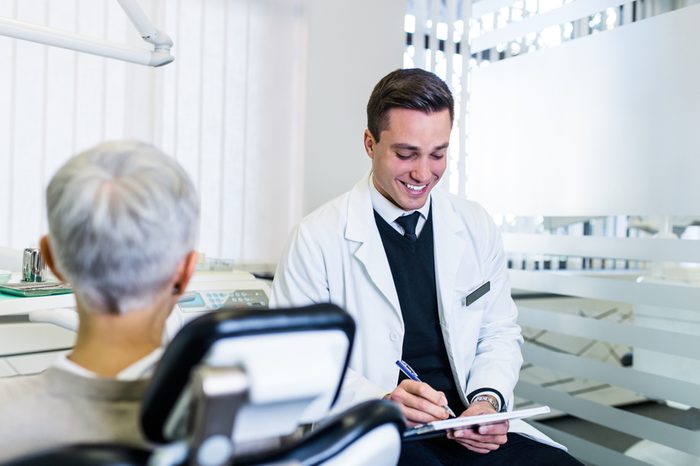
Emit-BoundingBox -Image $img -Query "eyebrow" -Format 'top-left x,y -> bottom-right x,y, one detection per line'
390,143 -> 449,151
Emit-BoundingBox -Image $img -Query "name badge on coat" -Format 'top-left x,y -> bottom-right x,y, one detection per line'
462,281 -> 490,307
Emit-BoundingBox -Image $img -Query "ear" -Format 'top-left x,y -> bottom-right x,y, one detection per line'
363,129 -> 376,159
171,251 -> 198,297
39,235 -> 66,283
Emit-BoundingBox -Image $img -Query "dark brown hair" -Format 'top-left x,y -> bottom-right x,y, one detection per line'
367,68 -> 454,142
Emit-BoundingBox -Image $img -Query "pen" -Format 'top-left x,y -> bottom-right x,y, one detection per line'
396,359 -> 457,418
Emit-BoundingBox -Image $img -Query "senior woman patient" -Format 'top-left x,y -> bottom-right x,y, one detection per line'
0,140 -> 199,462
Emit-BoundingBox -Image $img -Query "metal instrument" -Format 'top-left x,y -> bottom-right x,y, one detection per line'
22,248 -> 45,282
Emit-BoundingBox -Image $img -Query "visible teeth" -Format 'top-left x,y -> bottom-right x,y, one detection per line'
405,182 -> 426,191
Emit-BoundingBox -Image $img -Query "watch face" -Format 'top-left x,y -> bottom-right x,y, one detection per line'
472,395 -> 499,411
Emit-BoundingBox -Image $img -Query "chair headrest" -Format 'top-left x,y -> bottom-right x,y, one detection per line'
141,303 -> 355,444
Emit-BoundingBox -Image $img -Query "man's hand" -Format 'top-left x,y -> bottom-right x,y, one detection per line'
446,400 -> 509,454
385,379 -> 451,426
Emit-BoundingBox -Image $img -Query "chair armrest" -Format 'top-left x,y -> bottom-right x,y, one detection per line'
235,399 -> 405,465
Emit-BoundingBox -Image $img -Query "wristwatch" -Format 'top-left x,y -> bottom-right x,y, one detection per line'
471,394 -> 500,412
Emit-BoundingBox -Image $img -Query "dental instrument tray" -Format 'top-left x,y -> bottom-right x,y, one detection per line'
0,281 -> 73,297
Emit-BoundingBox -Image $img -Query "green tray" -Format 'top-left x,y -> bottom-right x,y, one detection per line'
0,282 -> 73,297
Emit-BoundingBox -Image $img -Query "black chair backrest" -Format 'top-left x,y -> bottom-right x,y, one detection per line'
140,303 -> 355,443
1,444 -> 151,466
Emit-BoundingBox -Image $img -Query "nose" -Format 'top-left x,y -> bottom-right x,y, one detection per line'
410,157 -> 431,183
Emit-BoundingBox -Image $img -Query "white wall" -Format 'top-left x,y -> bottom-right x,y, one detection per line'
0,0 -> 136,250
0,0 -> 307,264
302,0 -> 405,214
158,0 -> 307,263
468,4 -> 700,217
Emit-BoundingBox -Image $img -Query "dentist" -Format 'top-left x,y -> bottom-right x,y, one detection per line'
272,69 -> 581,465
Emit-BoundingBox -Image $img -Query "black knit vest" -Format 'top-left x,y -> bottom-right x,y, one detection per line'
374,208 -> 466,413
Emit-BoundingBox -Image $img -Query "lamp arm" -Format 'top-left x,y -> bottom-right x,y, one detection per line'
0,0 -> 174,67
117,0 -> 173,50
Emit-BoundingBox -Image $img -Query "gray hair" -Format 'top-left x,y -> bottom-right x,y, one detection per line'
46,140 -> 199,314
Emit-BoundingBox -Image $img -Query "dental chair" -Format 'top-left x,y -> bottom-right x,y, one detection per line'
3,303 -> 405,466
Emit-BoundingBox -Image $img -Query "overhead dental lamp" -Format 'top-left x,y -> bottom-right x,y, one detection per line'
0,0 -> 174,67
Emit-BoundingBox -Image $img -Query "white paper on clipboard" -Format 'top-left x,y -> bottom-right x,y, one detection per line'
403,406 -> 551,439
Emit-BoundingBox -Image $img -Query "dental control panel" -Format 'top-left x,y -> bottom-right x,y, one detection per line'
165,270 -> 271,340
177,289 -> 268,313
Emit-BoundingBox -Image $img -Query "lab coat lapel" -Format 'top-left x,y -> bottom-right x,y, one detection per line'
345,177 -> 402,318
432,189 -> 469,322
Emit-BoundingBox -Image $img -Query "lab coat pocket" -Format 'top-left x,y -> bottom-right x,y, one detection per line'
451,286 -> 485,337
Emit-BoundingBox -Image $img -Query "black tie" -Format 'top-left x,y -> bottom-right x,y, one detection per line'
395,212 -> 420,242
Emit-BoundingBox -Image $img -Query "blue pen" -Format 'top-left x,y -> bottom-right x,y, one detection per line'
396,359 -> 457,418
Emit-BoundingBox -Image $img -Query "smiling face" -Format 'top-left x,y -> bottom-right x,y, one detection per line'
365,107 -> 451,211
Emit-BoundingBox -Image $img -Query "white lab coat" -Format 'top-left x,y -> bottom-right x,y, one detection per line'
272,174 -> 561,447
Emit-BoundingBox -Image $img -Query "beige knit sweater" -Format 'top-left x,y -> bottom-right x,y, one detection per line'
0,366 -> 150,462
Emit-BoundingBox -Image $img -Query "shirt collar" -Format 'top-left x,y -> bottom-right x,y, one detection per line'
53,347 -> 163,381
53,354 -> 95,378
368,173 -> 431,225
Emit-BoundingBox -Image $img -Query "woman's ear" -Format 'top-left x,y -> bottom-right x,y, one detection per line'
171,251 -> 198,297
39,235 -> 66,282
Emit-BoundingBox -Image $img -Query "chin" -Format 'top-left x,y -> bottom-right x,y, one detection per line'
399,197 -> 427,211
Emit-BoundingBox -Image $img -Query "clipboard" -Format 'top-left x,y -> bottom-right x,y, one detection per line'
403,406 -> 550,441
